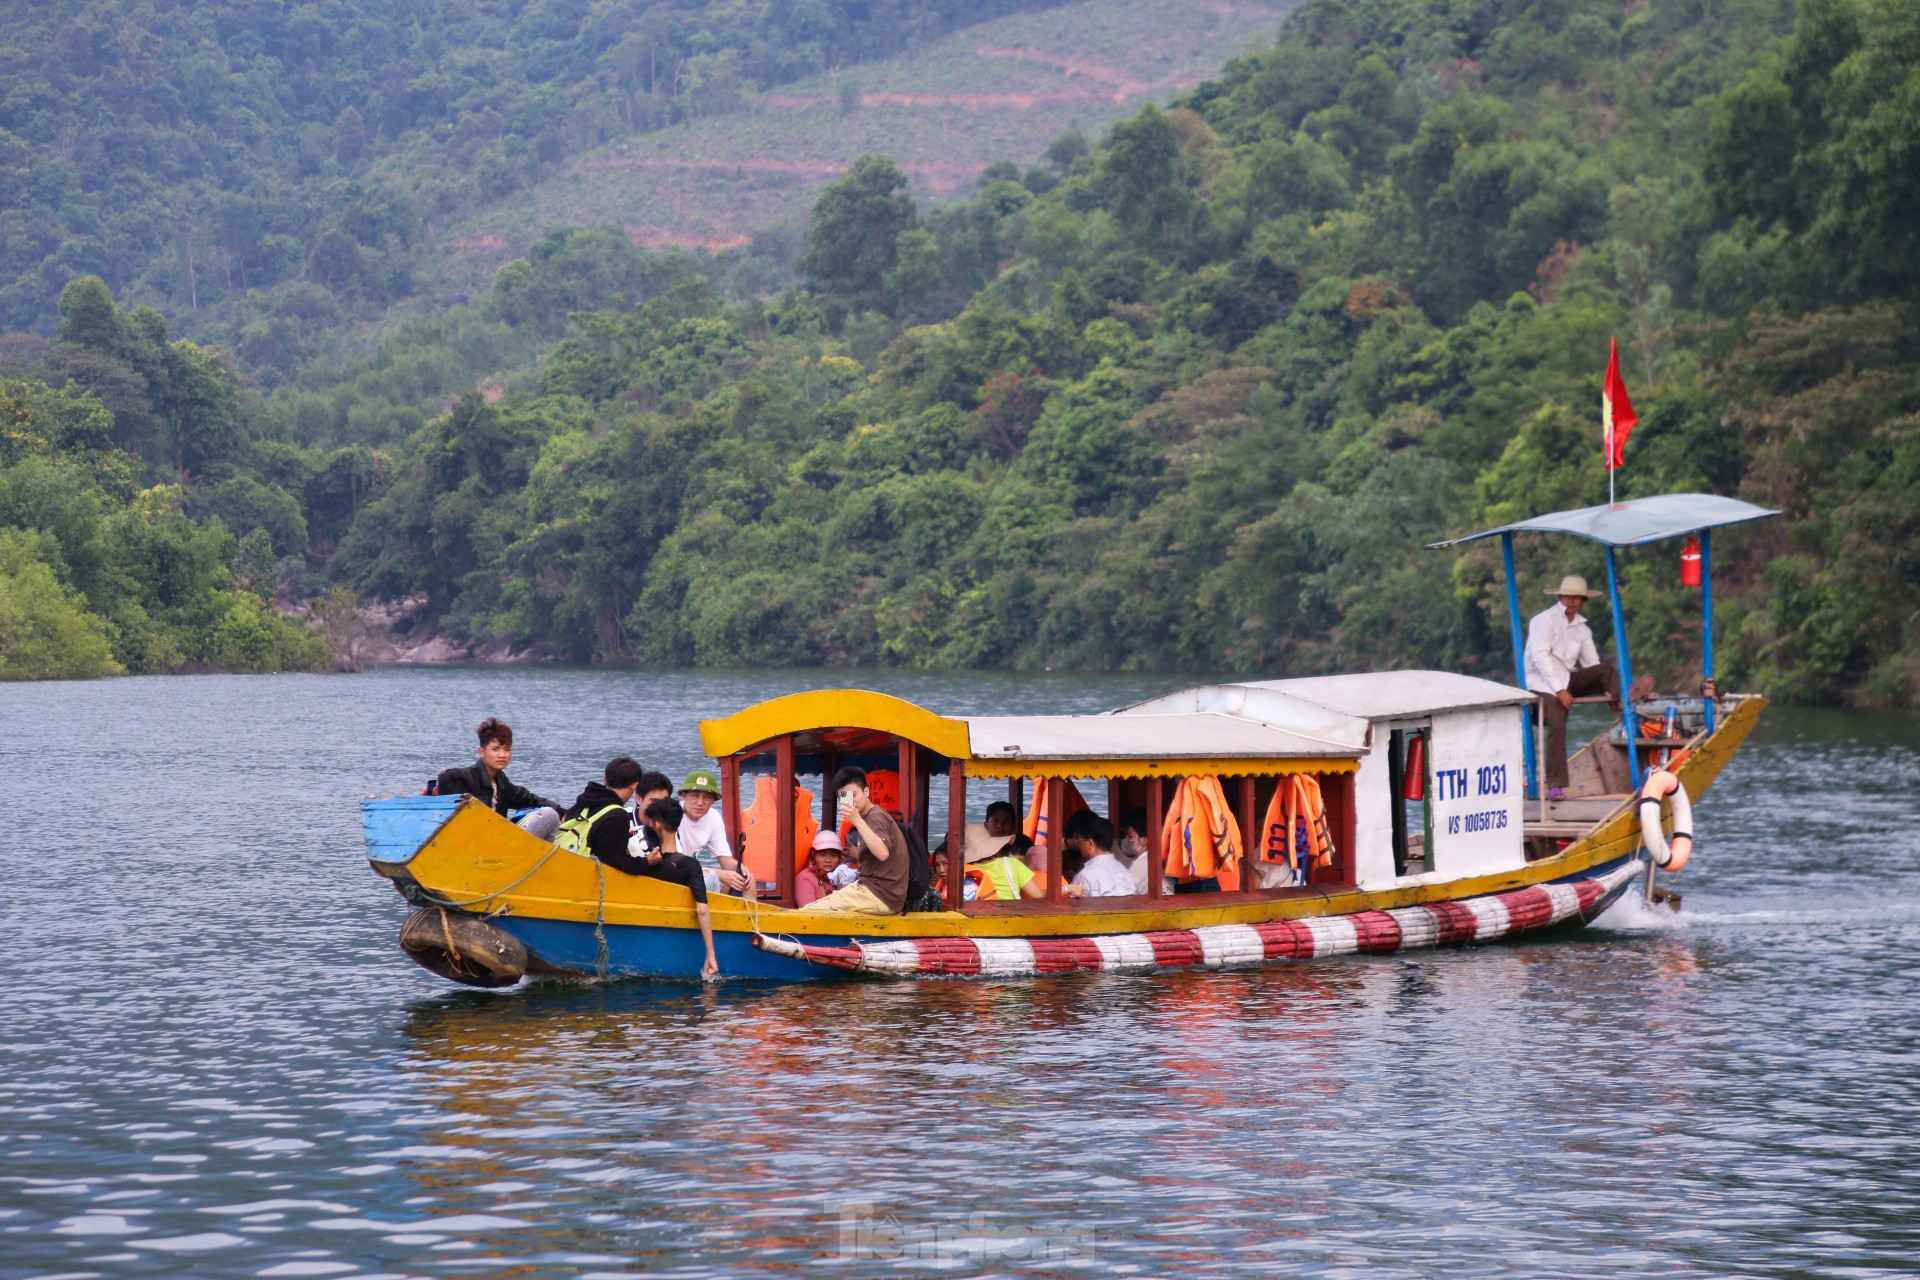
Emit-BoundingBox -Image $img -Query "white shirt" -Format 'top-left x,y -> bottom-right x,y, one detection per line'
678,807 -> 731,866
1525,603 -> 1600,695
1073,852 -> 1136,898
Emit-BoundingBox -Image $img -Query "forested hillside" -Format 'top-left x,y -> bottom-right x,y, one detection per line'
4,0 -> 1917,703
0,0 -> 1070,375
320,0 -> 1917,704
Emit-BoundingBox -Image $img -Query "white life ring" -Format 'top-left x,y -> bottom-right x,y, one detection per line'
1638,770 -> 1694,872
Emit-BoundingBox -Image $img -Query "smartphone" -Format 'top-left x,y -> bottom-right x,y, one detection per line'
837,787 -> 857,818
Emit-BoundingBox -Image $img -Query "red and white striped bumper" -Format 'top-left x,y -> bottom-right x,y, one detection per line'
752,861 -> 1643,977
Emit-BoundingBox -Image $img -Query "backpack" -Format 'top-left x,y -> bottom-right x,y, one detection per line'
555,804 -> 622,856
899,818 -> 943,913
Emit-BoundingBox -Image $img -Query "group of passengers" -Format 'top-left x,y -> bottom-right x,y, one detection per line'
432,718 -> 1153,940
943,801 -> 1151,902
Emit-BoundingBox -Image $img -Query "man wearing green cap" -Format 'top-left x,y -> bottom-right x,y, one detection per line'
678,768 -> 747,895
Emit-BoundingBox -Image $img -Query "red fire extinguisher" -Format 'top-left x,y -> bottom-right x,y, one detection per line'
1680,536 -> 1702,586
1402,733 -> 1426,800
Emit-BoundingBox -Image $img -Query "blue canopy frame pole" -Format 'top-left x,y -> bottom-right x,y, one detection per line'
1501,533 -> 1539,799
1603,545 -> 1641,793
1700,527 -> 1716,732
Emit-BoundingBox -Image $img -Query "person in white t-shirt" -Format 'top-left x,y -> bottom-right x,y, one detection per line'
677,769 -> 748,897
1524,575 -> 1622,799
1066,815 -> 1136,898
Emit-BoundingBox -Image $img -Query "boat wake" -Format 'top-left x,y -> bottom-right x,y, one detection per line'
1591,890 -> 1686,933
1594,891 -> 1920,934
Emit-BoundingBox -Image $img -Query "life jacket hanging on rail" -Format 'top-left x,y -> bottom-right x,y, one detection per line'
1260,774 -> 1336,885
1160,776 -> 1243,883
1022,779 -> 1091,850
742,775 -> 820,883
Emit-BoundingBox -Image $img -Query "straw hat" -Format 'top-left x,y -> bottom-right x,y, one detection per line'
1545,574 -> 1598,598
961,822 -> 1017,864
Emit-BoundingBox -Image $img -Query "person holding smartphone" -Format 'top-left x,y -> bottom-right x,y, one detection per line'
803,767 -> 909,915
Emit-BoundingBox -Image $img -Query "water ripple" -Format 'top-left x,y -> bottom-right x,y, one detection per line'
1,672 -> 1917,1277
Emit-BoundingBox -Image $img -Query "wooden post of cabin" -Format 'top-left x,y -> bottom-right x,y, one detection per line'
721,755 -> 743,865
1008,776 -> 1022,816
915,758 -> 932,844
820,750 -> 839,831
1239,775 -> 1258,888
1145,776 -> 1165,900
1045,776 -> 1066,903
774,734 -> 795,904
897,738 -> 917,827
947,761 -> 966,912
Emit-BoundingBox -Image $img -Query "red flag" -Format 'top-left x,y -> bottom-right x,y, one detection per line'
1603,336 -> 1637,471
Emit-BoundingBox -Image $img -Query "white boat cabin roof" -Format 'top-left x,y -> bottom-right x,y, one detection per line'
1118,669 -> 1529,727
698,671 -> 1530,776
964,711 -> 1362,764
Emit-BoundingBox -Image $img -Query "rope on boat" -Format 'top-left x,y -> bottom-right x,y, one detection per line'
412,843 -> 564,912
592,857 -> 611,982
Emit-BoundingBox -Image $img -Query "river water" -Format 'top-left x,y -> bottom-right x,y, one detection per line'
2,668 -> 1917,1279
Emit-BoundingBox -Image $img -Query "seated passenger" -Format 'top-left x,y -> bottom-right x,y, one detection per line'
635,796 -> 720,980
796,831 -> 842,907
829,839 -> 862,888
971,836 -> 1045,901
625,771 -> 674,858
434,717 -> 561,839
805,767 -> 909,915
1118,806 -> 1172,895
558,756 -> 649,872
678,769 -> 749,896
1066,816 -> 1134,898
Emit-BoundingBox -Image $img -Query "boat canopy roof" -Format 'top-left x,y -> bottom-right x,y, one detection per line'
1427,492 -> 1780,549
698,671 -> 1529,779
1123,670 -> 1534,722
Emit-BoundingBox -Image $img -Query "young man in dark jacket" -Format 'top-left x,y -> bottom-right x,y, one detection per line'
559,756 -> 650,871
435,717 -> 561,839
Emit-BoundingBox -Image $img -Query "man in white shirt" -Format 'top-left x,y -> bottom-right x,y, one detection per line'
1524,575 -> 1621,798
676,769 -> 747,896
1066,815 -> 1136,898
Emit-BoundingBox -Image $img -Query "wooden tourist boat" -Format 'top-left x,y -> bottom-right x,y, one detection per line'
363,493 -> 1779,986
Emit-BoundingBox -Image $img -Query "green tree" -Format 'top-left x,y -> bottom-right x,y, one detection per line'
0,530 -> 122,680
799,156 -> 918,307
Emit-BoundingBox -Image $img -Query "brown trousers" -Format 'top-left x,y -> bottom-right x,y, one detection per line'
1540,664 -> 1621,789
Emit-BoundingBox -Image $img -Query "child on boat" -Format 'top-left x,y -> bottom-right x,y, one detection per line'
796,831 -> 842,907
806,767 -> 910,915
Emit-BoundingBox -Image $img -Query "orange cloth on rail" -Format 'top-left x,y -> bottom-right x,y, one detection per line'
1021,779 -> 1090,849
1160,776 -> 1243,881
741,775 -> 820,883
1259,774 -> 1336,879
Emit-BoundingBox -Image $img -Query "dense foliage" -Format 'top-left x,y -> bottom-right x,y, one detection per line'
0,0 -> 1068,377
0,285 -> 333,677
323,0 -> 1919,705
7,0 -> 1918,703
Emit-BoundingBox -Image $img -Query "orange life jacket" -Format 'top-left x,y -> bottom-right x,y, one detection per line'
1022,779 -> 1090,849
1161,776 -> 1243,881
1260,774 -> 1336,881
741,775 -> 820,883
